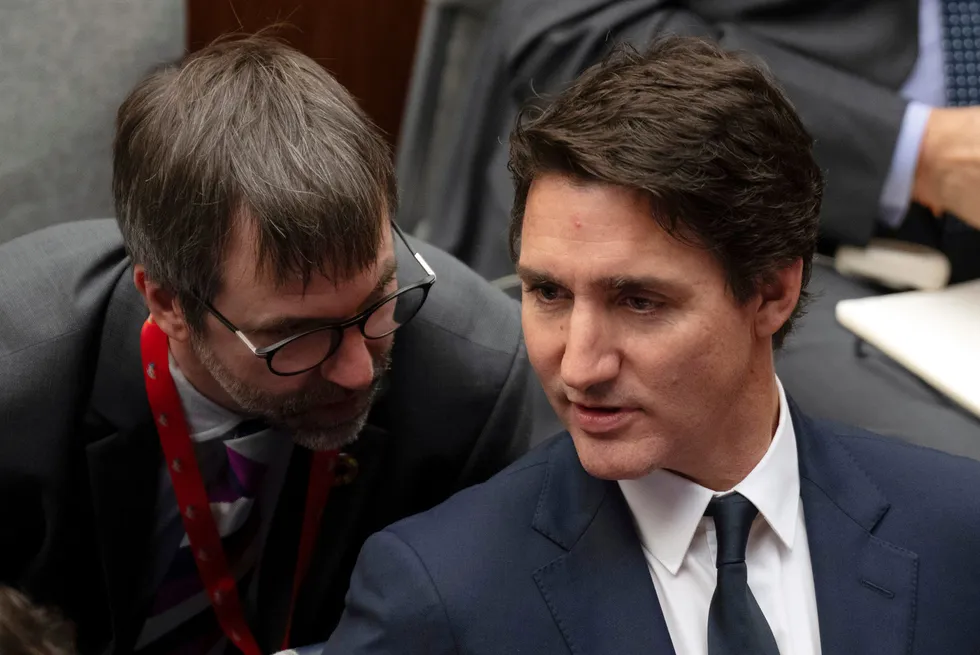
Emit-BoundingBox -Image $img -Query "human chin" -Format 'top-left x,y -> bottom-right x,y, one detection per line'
289,408 -> 370,451
279,373 -> 386,450
568,424 -> 670,481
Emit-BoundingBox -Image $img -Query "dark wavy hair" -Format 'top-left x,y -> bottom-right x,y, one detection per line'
508,37 -> 823,347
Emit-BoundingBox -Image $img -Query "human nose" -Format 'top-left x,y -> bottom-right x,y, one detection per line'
319,327 -> 375,390
560,303 -> 621,394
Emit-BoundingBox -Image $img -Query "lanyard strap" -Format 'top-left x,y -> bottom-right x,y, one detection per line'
141,317 -> 337,653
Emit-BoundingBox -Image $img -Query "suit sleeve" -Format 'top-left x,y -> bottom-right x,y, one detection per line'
318,530 -> 458,655
454,338 -> 535,490
639,7 -> 910,246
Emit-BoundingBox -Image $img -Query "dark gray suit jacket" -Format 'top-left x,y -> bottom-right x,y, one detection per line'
415,0 -> 979,283
0,219 -> 534,654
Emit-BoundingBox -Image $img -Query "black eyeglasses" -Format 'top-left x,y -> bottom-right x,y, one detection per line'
203,221 -> 436,376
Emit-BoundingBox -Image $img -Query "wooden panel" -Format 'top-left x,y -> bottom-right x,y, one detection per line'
187,0 -> 426,144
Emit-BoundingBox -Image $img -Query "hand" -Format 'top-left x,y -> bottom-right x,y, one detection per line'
913,106 -> 980,231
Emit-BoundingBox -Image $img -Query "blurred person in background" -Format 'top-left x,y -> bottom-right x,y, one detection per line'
458,0 -> 980,279
317,37 -> 980,655
624,0 -> 980,277
0,36 -> 534,654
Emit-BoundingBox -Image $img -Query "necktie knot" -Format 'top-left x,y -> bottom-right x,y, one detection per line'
705,492 -> 758,566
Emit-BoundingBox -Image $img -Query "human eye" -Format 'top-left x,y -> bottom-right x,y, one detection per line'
524,282 -> 567,305
251,328 -> 294,348
622,295 -> 664,314
252,321 -> 319,346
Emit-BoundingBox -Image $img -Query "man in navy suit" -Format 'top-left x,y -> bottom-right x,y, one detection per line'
315,37 -> 980,654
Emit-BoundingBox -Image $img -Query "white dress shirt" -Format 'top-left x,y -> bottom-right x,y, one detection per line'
618,378 -> 821,655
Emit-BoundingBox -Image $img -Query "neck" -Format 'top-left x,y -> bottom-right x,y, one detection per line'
169,337 -> 243,413
674,350 -> 781,492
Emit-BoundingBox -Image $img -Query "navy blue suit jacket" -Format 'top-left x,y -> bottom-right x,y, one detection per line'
320,405 -> 980,654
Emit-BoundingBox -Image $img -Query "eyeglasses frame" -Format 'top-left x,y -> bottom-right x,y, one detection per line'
201,221 -> 436,376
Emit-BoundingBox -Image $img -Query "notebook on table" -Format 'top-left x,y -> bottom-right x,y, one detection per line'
835,280 -> 980,420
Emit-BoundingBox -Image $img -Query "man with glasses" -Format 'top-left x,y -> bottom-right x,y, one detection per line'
0,37 -> 535,655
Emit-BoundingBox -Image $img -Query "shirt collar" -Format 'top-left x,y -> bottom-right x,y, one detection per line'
169,351 -> 242,441
618,377 -> 800,575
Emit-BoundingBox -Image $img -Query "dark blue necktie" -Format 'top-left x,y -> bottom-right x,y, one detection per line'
706,493 -> 780,655
941,1 -> 980,106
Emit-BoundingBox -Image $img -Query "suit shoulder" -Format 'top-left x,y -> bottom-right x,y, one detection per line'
828,420 -> 980,478
823,420 -> 980,515
410,238 -> 522,356
0,219 -> 123,262
385,436 -> 559,544
0,219 -> 127,356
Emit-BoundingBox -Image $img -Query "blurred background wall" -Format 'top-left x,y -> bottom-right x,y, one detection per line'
188,0 -> 425,146
0,0 -> 425,243
0,0 -> 184,242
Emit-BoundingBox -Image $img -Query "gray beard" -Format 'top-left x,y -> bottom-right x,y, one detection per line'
191,335 -> 392,451
291,420 -> 367,451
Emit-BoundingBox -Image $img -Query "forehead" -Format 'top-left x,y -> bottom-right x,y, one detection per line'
219,218 -> 394,304
519,174 -> 720,285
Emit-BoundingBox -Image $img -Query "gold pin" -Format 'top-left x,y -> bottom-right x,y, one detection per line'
334,452 -> 359,486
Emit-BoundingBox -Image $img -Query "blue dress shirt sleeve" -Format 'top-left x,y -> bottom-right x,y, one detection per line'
879,101 -> 933,228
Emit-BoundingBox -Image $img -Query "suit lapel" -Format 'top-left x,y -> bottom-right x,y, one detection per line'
84,273 -> 161,653
794,405 -> 918,655
532,437 -> 676,655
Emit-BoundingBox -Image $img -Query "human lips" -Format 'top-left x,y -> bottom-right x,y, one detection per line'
568,401 -> 638,434
312,395 -> 370,421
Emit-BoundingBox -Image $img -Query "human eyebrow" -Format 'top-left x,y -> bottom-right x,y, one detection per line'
515,267 -> 680,298
368,258 -> 399,300
595,274 -> 683,297
246,315 -> 325,336
515,265 -> 565,288
244,258 -> 399,334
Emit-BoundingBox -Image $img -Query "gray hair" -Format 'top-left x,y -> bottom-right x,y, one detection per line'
113,35 -> 397,330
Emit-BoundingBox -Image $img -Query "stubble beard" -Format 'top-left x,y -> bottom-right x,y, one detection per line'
191,335 -> 393,451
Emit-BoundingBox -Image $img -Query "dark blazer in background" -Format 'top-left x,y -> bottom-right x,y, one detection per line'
415,0 -> 979,283
0,219 -> 536,654
322,404 -> 980,654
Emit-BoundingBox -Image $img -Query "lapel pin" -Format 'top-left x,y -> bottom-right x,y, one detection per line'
334,452 -> 359,486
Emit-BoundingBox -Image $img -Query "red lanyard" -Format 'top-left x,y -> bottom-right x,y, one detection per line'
141,317 -> 337,654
